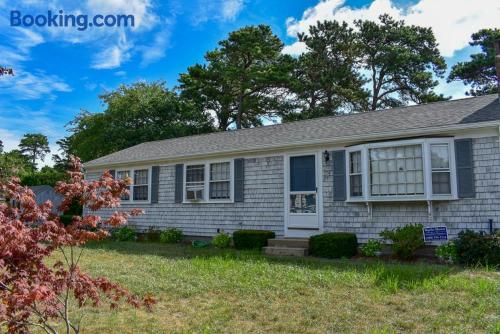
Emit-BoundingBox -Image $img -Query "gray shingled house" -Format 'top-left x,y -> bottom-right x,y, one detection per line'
84,94 -> 500,245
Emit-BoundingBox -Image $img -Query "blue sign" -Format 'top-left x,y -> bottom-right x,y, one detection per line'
423,226 -> 448,242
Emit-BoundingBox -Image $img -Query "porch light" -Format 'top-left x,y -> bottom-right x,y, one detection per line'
323,150 -> 330,162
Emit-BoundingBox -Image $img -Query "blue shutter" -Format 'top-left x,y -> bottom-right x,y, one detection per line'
234,158 -> 244,202
332,150 -> 346,201
290,155 -> 316,191
174,164 -> 184,203
151,166 -> 160,204
455,139 -> 475,198
109,170 -> 115,178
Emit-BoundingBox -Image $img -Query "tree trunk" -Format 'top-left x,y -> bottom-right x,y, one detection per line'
236,91 -> 244,129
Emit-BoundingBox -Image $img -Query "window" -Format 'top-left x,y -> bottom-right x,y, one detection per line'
133,169 -> 149,201
346,138 -> 456,201
186,165 -> 205,200
116,170 -> 130,200
369,145 -> 424,196
431,144 -> 451,195
116,168 -> 150,202
349,151 -> 363,197
185,161 -> 233,202
209,162 -> 230,199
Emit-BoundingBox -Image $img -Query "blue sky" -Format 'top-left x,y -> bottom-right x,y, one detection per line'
0,0 -> 499,165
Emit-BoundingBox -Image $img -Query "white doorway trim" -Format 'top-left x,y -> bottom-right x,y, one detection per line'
284,151 -> 324,238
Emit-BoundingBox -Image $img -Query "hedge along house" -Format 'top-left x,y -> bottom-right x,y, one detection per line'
83,94 -> 500,242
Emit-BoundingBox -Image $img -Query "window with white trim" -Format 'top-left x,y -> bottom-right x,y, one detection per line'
185,161 -> 233,202
430,144 -> 451,195
346,138 -> 456,201
186,164 -> 205,201
349,151 -> 363,197
133,169 -> 149,201
116,170 -> 130,200
209,162 -> 230,199
115,168 -> 150,202
369,144 -> 424,196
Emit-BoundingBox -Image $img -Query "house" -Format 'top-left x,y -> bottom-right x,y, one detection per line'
83,94 -> 500,243
29,185 -> 63,214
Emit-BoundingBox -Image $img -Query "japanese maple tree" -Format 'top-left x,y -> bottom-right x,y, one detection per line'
0,156 -> 154,334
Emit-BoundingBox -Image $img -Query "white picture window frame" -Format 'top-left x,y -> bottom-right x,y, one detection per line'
346,138 -> 457,202
115,166 -> 152,203
183,159 -> 234,203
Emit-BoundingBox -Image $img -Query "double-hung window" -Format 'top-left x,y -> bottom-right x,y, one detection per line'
116,170 -> 131,200
115,168 -> 150,202
186,165 -> 205,201
185,161 -> 233,202
346,138 -> 456,201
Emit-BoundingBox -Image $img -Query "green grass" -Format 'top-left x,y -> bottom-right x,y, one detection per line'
46,241 -> 498,333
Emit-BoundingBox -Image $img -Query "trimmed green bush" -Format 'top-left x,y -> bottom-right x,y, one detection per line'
309,232 -> 358,258
380,224 -> 424,260
454,230 -> 499,266
233,230 -> 275,250
360,239 -> 383,257
112,226 -> 136,242
212,232 -> 231,249
160,228 -> 183,244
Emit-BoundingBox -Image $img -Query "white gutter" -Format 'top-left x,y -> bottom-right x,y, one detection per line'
84,120 -> 500,170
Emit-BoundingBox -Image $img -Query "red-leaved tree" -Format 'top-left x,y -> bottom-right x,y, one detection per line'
0,156 -> 154,333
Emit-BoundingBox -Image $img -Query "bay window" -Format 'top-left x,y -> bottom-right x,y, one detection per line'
115,167 -> 150,202
185,160 -> 233,202
346,138 -> 456,201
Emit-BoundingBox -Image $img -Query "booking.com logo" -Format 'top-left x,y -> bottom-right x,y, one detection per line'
10,10 -> 134,31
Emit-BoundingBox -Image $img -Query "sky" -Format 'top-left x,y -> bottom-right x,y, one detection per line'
0,0 -> 499,166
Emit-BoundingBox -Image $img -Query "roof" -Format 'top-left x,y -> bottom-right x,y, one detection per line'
85,94 -> 500,168
29,185 -> 55,195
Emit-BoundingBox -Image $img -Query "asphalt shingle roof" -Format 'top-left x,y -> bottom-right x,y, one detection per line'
85,94 -> 500,168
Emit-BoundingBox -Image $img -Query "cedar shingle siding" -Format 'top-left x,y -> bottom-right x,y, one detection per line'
84,136 -> 500,241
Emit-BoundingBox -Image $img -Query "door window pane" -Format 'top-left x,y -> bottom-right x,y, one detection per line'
290,155 -> 316,192
290,194 -> 316,213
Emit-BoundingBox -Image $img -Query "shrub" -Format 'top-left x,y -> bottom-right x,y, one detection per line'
112,226 -> 136,241
380,224 -> 424,260
436,241 -> 458,263
309,232 -> 358,259
212,232 -> 231,248
59,214 -> 75,226
160,228 -> 183,244
454,230 -> 499,266
233,230 -> 275,249
137,226 -> 161,242
360,239 -> 383,257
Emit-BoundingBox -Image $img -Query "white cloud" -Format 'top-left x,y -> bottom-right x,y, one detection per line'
91,32 -> 133,69
284,0 -> 500,57
221,0 -> 244,21
0,69 -> 71,100
139,18 -> 175,67
0,128 -> 21,153
192,0 -> 245,25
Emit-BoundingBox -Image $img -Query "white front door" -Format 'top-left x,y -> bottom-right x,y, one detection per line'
285,153 -> 321,237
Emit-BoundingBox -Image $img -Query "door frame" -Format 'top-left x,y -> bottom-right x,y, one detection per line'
284,151 -> 324,238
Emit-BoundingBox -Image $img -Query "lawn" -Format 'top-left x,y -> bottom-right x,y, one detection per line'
46,241 -> 498,333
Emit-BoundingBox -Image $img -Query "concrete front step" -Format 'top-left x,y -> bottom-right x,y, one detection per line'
263,246 -> 308,257
268,238 -> 309,248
